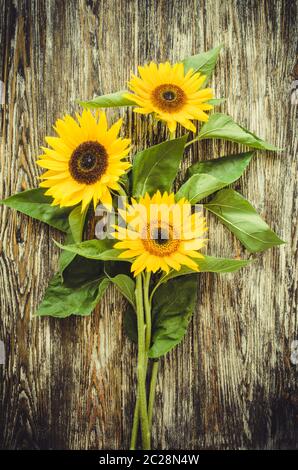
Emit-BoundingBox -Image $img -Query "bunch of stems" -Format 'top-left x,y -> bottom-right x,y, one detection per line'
130,272 -> 159,450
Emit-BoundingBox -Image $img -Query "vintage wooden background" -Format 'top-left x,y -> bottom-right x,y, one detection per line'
0,0 -> 297,450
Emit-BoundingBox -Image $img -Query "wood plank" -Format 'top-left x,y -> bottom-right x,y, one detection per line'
0,0 -> 297,449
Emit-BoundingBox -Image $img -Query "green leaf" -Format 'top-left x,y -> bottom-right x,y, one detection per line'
55,238 -> 127,262
59,206 -> 88,274
68,205 -> 87,243
0,188 -> 72,232
107,274 -> 136,308
58,232 -> 77,275
160,254 -> 251,283
37,252 -> 108,318
63,256 -> 106,287
35,273 -> 109,318
177,151 -> 254,203
197,113 -> 278,150
78,90 -> 134,109
132,135 -> 188,197
205,189 -> 285,252
103,263 -> 137,341
208,98 -> 226,105
148,276 -> 197,358
119,171 -> 131,194
183,44 -> 222,79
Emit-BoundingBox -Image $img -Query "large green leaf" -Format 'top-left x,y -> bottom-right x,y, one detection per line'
132,135 -> 188,197
55,238 -> 127,262
35,273 -> 109,318
36,249 -> 109,318
0,189 -> 88,274
0,188 -> 72,232
59,206 -> 88,274
78,90 -> 135,108
177,151 -> 254,203
183,44 -> 222,79
149,276 -> 197,358
205,189 -> 285,252
63,256 -> 106,287
107,274 -> 136,309
160,254 -> 251,283
196,113 -> 278,150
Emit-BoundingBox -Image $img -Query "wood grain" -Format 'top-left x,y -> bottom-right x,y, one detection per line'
0,0 -> 297,449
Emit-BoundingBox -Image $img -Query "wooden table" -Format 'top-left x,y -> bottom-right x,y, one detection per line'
0,0 -> 297,449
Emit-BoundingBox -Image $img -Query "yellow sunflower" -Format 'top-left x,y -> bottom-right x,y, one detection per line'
37,110 -> 131,211
113,191 -> 208,276
124,62 -> 214,133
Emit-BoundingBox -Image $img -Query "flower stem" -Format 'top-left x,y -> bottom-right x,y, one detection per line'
117,185 -> 127,198
169,131 -> 176,140
148,360 -> 159,428
185,137 -> 198,148
130,272 -> 152,449
143,272 -> 152,351
130,395 -> 139,450
135,274 -> 150,449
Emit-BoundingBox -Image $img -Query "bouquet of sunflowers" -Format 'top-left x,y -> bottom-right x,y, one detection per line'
1,45 -> 283,450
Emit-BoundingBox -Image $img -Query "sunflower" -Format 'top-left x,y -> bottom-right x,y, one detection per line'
124,62 -> 214,133
113,191 -> 207,276
37,110 -> 131,211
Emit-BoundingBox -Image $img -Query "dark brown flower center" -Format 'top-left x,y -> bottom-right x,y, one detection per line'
162,90 -> 176,101
69,141 -> 108,184
142,223 -> 180,256
151,84 -> 186,112
151,226 -> 170,245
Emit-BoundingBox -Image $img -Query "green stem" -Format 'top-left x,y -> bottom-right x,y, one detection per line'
143,272 -> 152,351
185,137 -> 199,148
130,395 -> 139,450
135,274 -> 150,450
117,185 -> 127,198
130,272 -> 152,449
169,131 -> 176,140
148,360 -> 159,429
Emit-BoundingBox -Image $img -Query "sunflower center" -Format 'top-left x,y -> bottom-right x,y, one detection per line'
151,226 -> 170,245
142,223 -> 180,256
162,90 -> 176,101
69,141 -> 108,185
80,153 -> 97,170
151,84 -> 186,113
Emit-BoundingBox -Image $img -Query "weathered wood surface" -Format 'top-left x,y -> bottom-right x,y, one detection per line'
0,0 -> 297,450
